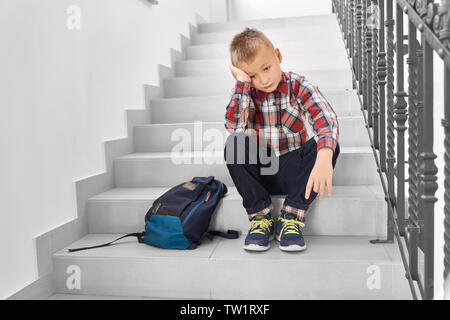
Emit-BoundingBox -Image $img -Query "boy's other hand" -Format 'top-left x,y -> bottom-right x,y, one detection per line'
229,63 -> 251,83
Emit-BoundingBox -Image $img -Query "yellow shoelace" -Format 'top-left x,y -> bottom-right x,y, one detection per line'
279,217 -> 305,235
249,218 -> 273,235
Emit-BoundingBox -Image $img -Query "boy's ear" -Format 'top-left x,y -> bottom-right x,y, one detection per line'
275,48 -> 282,63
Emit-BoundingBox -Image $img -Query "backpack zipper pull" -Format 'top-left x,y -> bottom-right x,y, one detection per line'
205,192 -> 211,202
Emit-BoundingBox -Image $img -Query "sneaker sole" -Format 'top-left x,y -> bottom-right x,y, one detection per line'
243,234 -> 275,252
275,234 -> 307,252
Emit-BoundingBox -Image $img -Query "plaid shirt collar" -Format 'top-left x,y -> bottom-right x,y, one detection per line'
254,71 -> 289,100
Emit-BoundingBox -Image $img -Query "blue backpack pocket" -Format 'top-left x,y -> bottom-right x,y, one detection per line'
142,215 -> 191,249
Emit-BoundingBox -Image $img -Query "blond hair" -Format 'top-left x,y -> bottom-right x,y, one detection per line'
229,27 -> 275,67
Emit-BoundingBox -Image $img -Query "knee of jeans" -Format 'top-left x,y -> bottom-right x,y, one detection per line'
224,132 -> 251,162
225,132 -> 248,143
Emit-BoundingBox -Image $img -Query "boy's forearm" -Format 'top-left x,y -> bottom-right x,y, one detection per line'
295,77 -> 339,155
224,81 -> 253,133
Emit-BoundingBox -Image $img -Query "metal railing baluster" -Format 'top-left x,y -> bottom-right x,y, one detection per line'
372,0 -> 380,149
440,0 -> 450,295
421,35 -> 438,302
378,0 -> 387,173
407,16 -> 421,285
362,1 -> 369,112
367,1 -> 374,126
357,0 -> 364,93
443,64 -> 450,292
386,0 -> 397,236
394,2 -> 408,238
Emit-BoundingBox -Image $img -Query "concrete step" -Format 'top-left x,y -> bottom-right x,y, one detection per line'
134,116 -> 369,153
185,41 -> 348,61
113,147 -> 379,188
192,23 -> 344,46
86,185 -> 387,236
149,91 -> 361,124
53,234 -> 412,299
197,14 -> 337,33
163,69 -> 352,98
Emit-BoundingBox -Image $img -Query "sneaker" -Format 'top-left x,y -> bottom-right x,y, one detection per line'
275,213 -> 307,252
243,213 -> 275,251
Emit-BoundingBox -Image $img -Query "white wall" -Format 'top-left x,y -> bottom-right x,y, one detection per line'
230,0 -> 332,21
0,0 -> 227,299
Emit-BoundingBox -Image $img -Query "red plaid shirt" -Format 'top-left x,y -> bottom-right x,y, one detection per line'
224,71 -> 339,157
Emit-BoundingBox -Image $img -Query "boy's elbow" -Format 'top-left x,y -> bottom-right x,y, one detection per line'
224,123 -> 246,135
225,126 -> 244,134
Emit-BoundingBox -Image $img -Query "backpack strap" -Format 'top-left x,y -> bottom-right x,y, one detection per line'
203,230 -> 239,240
67,232 -> 146,253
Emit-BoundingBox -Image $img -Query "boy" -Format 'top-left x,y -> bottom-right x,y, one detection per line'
223,28 -> 341,252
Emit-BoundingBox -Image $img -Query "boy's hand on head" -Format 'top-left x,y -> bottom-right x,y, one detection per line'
305,148 -> 334,201
229,63 -> 251,83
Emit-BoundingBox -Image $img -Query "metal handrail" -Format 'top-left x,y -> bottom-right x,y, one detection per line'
332,0 -> 450,300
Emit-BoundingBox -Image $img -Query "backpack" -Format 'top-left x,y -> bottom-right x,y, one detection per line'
68,176 -> 238,252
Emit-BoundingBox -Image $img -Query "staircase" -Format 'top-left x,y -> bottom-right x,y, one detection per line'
47,13 -> 412,300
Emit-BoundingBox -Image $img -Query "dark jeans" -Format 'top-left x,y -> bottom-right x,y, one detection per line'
223,132 -> 340,220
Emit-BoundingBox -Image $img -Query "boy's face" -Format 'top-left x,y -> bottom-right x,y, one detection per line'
237,46 -> 283,93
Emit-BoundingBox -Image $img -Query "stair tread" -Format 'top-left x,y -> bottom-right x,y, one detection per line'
55,234 -> 403,265
187,40 -> 336,50
165,68 -> 350,80
150,89 -> 356,103
194,23 -> 339,38
88,185 -> 384,202
136,115 -> 364,127
198,13 -> 336,31
179,57 -> 347,64
115,146 -> 373,160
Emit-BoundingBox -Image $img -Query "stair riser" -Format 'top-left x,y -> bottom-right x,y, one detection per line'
163,70 -> 352,98
52,257 -> 403,299
135,118 -> 369,152
179,53 -> 349,74
192,24 -> 344,46
210,262 -> 403,300
113,153 -> 379,187
87,197 -> 387,237
149,91 -> 361,124
53,258 -> 212,299
198,14 -> 337,33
